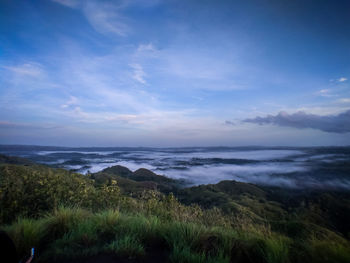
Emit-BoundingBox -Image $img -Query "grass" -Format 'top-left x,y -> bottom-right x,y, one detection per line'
169,246 -> 208,263
258,236 -> 290,263
44,206 -> 91,240
2,159 -> 350,262
164,222 -> 205,250
3,217 -> 46,259
1,206 -> 350,263
169,244 -> 229,263
310,240 -> 350,263
106,235 -> 145,258
93,209 -> 119,240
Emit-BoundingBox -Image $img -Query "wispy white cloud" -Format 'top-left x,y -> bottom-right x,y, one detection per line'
51,0 -> 79,8
83,1 -> 130,36
136,43 -> 157,54
162,49 -> 234,80
104,114 -> 138,122
59,102 -> 212,135
336,98 -> 350,104
316,88 -> 337,97
330,77 -> 348,83
124,0 -> 162,8
319,89 -> 330,94
2,62 -> 44,77
48,2 -> 246,91
129,63 -> 146,84
51,0 -> 130,36
61,96 -> 79,109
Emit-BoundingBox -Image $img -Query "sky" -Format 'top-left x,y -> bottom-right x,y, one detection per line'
0,0 -> 349,147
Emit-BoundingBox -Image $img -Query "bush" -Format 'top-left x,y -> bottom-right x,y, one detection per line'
0,164 -> 121,223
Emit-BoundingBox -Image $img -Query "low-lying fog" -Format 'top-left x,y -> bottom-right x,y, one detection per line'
1,146 -> 349,190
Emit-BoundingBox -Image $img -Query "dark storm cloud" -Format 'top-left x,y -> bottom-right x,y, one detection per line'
241,110 -> 350,133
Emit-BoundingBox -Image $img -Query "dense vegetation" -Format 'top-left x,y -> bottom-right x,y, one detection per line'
0,154 -> 349,262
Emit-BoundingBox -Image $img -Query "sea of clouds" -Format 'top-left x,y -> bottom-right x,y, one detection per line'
1,147 -> 349,189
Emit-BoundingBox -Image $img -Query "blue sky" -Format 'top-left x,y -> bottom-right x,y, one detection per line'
0,0 -> 349,146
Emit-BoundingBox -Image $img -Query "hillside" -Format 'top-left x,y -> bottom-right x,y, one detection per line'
0,153 -> 34,165
92,165 -> 180,194
0,155 -> 349,263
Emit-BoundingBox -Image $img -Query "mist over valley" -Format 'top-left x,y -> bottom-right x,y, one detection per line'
2,145 -> 349,190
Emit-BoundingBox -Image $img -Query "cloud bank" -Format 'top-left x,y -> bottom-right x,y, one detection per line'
242,110 -> 350,133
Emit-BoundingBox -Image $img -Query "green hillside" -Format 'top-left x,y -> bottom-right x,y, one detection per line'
0,156 -> 349,263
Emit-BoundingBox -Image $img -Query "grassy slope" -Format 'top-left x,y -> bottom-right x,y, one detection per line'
178,181 -> 350,238
0,157 -> 350,262
92,166 -> 180,194
0,153 -> 34,165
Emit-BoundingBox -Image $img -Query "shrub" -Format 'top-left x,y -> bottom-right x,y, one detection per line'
0,164 -> 121,224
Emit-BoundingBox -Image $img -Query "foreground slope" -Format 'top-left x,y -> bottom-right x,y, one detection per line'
0,156 -> 349,263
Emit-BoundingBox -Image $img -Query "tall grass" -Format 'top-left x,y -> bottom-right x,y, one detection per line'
310,240 -> 350,263
258,236 -> 290,263
106,235 -> 145,258
2,206 -> 350,263
44,206 -> 91,241
4,217 -> 46,259
92,209 -> 119,241
164,222 -> 205,250
170,245 -> 229,263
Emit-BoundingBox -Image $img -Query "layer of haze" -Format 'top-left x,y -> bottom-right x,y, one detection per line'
1,0 -> 350,146
1,146 -> 349,189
